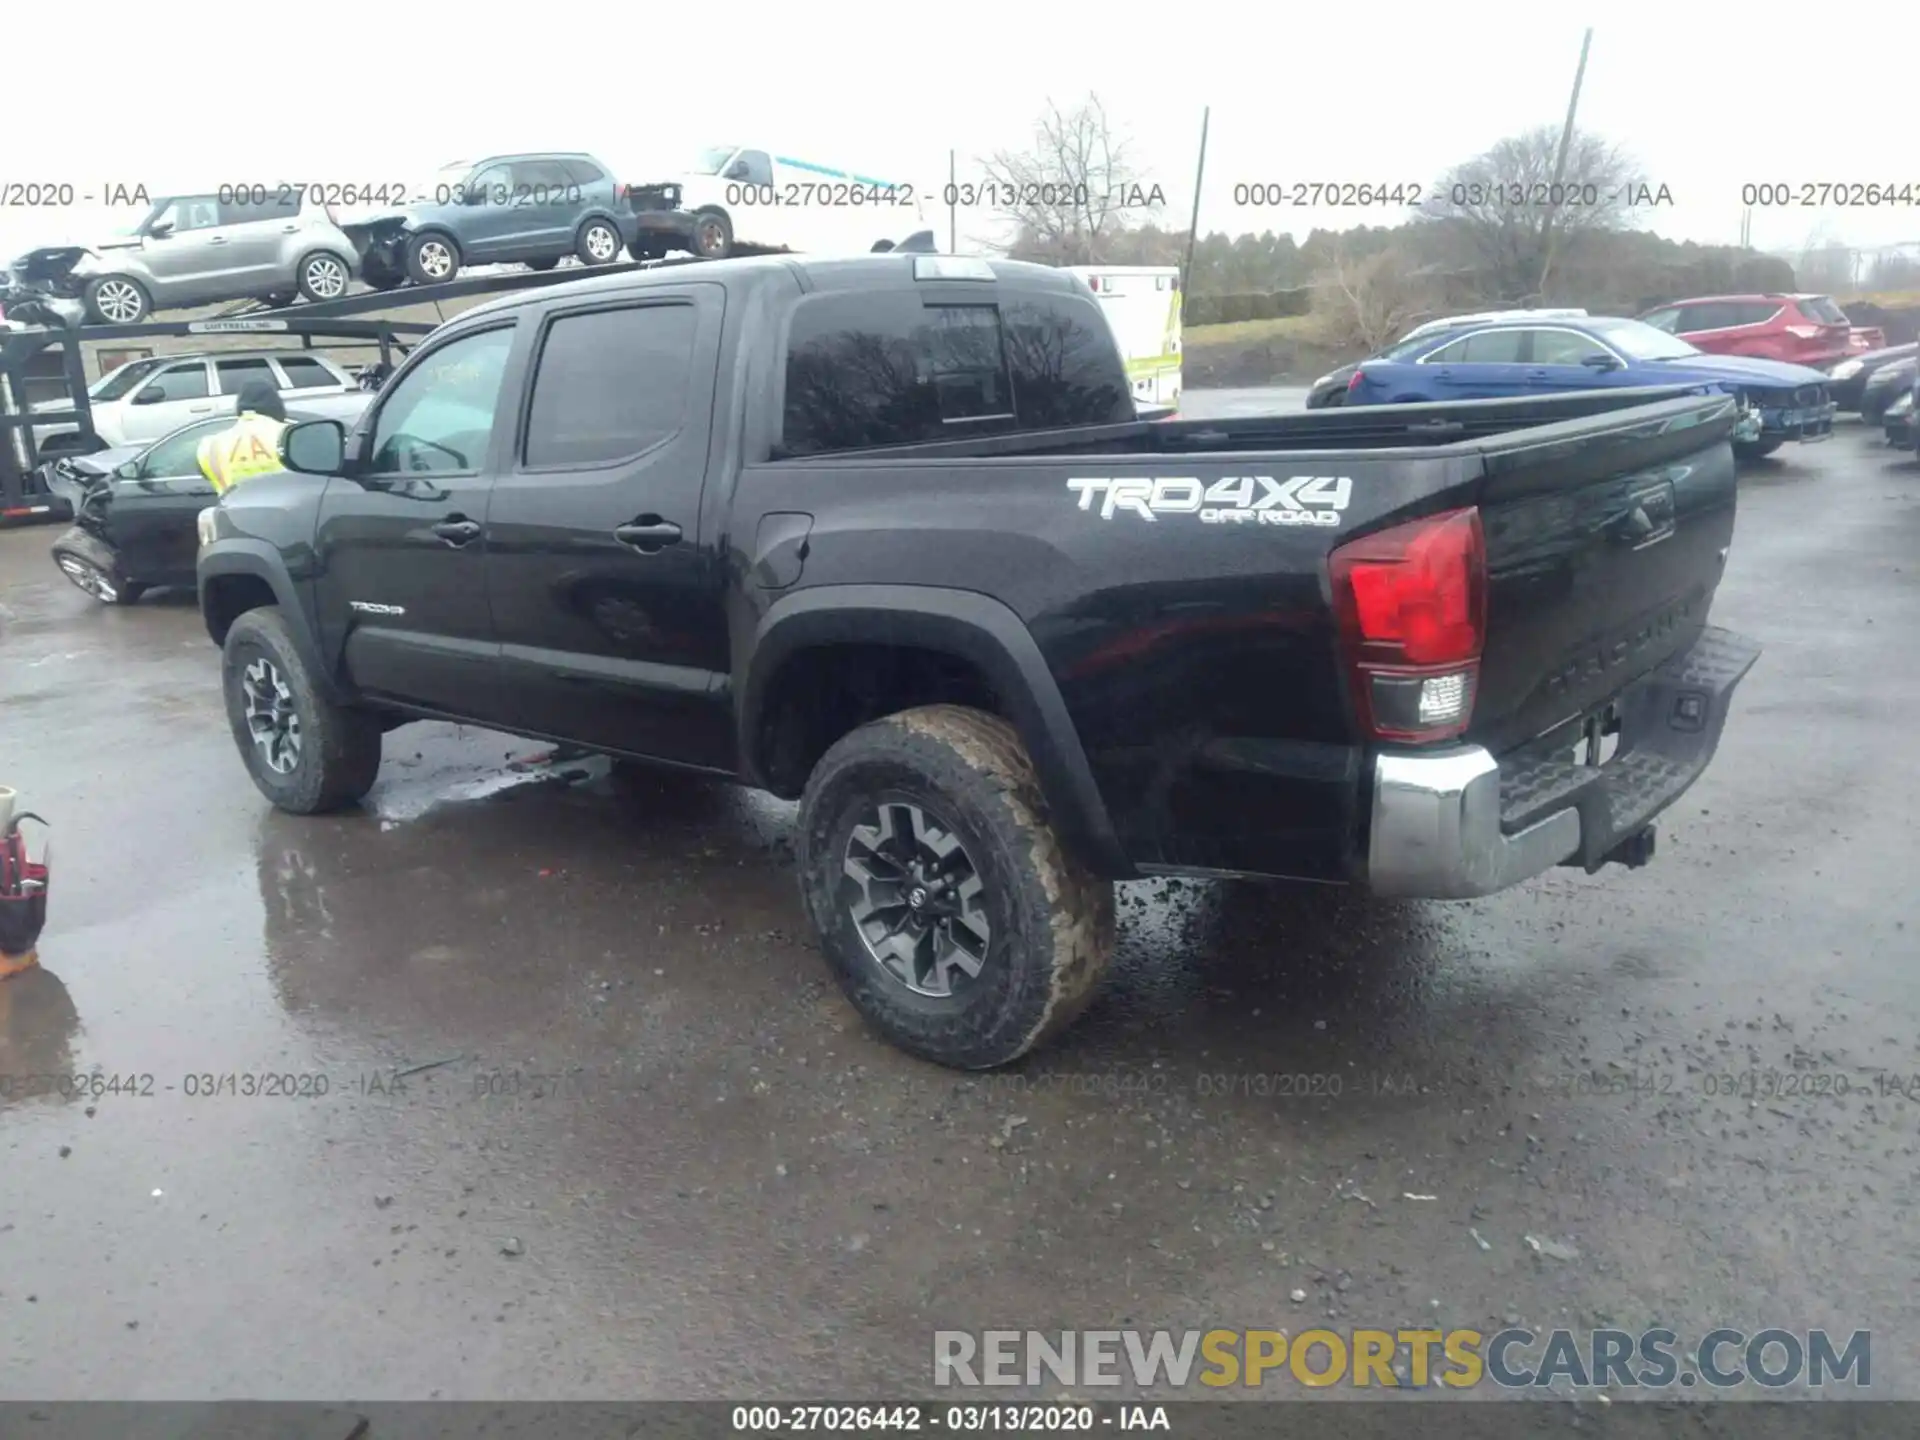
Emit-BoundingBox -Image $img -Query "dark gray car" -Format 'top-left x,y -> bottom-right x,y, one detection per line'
343,153 -> 641,289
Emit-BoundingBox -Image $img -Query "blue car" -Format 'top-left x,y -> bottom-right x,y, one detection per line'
1346,314 -> 1836,461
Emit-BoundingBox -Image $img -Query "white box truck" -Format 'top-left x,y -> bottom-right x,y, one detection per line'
1066,266 -> 1182,412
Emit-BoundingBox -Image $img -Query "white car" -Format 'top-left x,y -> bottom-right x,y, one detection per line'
665,146 -> 929,258
31,349 -> 358,453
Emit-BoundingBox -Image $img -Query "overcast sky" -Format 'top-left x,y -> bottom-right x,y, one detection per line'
3,3 -> 1912,267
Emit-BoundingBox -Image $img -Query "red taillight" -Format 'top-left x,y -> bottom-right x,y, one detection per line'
1329,507 -> 1486,743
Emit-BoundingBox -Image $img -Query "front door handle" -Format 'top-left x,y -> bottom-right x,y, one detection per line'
614,518 -> 682,553
432,518 -> 483,546
188,404 -> 213,413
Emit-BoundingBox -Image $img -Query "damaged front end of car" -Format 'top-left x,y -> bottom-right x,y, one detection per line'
1,249 -> 94,328
338,217 -> 412,290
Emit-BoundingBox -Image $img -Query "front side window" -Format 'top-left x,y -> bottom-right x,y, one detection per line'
733,151 -> 776,186
1527,329 -> 1604,365
152,196 -> 221,233
368,326 -> 516,475
141,419 -> 229,478
137,364 -> 211,402
93,358 -> 165,401
219,193 -> 298,227
1585,318 -> 1699,361
524,305 -> 699,468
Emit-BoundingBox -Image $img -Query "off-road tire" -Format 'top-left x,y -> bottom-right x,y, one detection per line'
221,607 -> 383,815
797,704 -> 1116,1070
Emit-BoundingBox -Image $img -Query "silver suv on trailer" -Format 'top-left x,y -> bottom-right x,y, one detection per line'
59,191 -> 360,324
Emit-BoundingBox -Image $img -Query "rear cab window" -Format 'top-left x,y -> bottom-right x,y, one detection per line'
778,284 -> 1130,457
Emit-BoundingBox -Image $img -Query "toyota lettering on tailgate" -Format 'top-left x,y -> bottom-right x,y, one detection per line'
1067,475 -> 1354,527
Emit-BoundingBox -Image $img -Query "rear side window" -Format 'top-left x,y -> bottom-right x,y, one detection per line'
216,357 -> 278,395
276,356 -> 338,389
1639,308 -> 1681,333
1426,329 -> 1525,364
524,304 -> 699,468
564,159 -> 606,186
1799,296 -> 1849,325
780,290 -> 1127,456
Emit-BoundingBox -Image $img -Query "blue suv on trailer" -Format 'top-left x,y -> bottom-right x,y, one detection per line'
343,152 -> 641,289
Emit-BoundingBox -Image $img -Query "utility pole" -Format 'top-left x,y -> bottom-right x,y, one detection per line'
1180,107 -> 1210,308
1538,28 -> 1594,299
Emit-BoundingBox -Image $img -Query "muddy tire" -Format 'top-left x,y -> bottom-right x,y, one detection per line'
797,704 -> 1115,1070
221,607 -> 382,815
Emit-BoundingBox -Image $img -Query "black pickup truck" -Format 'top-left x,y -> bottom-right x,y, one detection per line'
195,253 -> 1760,1069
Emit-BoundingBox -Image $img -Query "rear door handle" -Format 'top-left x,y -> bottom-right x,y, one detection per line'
614,518 -> 682,552
189,404 -> 213,413
432,518 -> 483,546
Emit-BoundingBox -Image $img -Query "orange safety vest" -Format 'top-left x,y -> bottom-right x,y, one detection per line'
197,412 -> 290,495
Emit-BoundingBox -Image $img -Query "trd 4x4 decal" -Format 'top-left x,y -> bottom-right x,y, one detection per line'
1066,475 -> 1354,527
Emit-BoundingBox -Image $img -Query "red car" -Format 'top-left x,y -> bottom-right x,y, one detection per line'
1637,293 -> 1886,370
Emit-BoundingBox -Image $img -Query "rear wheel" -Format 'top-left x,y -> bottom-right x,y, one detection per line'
404,232 -> 460,286
575,219 -> 622,266
221,607 -> 383,814
296,250 -> 351,302
797,705 -> 1115,1070
524,257 -> 559,272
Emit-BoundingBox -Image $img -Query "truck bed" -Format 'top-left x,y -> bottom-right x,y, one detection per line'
742,384 -> 1743,880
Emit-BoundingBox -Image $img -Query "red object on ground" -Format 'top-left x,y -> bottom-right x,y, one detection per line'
0,818 -> 50,969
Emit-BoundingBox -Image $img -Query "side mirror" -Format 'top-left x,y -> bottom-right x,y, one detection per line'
1581,352 -> 1620,370
282,419 -> 346,475
114,461 -> 140,479
146,220 -> 175,239
131,388 -> 162,405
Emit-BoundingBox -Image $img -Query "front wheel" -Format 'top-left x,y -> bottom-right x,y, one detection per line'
575,219 -> 622,266
1733,437 -> 1785,462
83,275 -> 150,325
221,607 -> 383,814
690,209 -> 733,259
797,705 -> 1116,1070
52,538 -> 142,605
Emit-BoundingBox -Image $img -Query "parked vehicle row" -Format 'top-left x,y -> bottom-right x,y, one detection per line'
1334,312 -> 1834,461
5,145 -> 934,326
186,250 -> 1760,1068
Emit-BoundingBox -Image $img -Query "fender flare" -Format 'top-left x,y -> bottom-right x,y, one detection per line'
741,584 -> 1136,880
197,540 -> 339,702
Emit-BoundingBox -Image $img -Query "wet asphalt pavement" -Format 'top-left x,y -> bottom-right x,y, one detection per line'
1,405 -> 1917,1403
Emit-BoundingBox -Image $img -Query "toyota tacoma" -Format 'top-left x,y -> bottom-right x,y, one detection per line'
195,253 -> 1761,1069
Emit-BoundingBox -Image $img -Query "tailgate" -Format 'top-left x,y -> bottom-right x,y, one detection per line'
1466,393 -> 1742,757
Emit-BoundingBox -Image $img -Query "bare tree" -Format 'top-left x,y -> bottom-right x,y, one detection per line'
977,95 -> 1163,264
1309,245 -> 1438,353
1421,126 -> 1650,301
